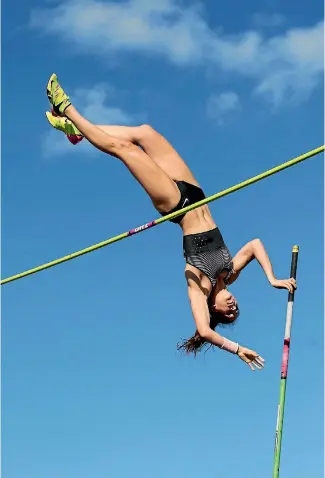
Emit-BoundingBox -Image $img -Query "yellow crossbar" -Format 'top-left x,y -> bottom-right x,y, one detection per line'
1,145 -> 323,285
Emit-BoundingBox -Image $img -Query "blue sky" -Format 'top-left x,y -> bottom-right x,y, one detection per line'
2,1 -> 324,477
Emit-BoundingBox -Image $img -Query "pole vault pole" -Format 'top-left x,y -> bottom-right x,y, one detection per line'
273,245 -> 299,477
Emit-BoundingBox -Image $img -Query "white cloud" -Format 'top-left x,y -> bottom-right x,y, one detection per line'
71,84 -> 134,124
42,84 -> 136,158
30,0 -> 324,105
206,92 -> 240,125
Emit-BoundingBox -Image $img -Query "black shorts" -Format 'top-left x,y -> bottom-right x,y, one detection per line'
159,180 -> 206,224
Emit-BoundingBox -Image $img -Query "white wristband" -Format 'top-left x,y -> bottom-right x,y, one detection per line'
221,338 -> 239,354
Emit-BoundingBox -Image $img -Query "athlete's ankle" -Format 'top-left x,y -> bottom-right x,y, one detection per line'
64,104 -> 75,118
64,103 -> 72,113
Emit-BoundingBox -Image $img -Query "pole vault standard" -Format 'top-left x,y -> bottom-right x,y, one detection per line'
1,147 -> 321,285
273,245 -> 299,478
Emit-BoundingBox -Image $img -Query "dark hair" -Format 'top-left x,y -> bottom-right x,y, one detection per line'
177,306 -> 240,357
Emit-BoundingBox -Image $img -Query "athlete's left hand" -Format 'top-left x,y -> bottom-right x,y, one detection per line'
270,277 -> 297,293
237,346 -> 265,371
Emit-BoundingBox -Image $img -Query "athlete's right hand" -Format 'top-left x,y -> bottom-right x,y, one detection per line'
237,346 -> 265,371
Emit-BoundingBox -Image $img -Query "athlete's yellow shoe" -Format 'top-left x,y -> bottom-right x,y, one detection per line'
46,111 -> 84,145
47,73 -> 71,116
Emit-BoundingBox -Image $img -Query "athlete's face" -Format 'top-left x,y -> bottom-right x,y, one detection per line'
211,289 -> 239,322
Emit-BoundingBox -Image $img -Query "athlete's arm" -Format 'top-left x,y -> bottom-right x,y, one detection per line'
186,274 -> 265,370
228,239 -> 296,292
186,268 -> 230,348
228,238 -> 272,283
187,283 -> 224,348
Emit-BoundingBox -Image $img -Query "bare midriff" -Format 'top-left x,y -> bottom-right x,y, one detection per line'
180,204 -> 217,235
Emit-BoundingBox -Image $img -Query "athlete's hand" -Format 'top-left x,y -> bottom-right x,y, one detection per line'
237,346 -> 265,371
270,277 -> 297,293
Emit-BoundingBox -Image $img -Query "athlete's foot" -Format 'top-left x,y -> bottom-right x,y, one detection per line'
46,111 -> 84,145
46,73 -> 71,116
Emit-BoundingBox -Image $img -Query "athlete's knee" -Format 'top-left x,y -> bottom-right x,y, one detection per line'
138,124 -> 159,140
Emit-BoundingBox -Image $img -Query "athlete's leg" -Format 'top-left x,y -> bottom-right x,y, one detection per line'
49,115 -> 199,185
98,125 -> 199,185
69,108 -> 181,211
46,73 -> 198,186
47,113 -> 142,144
47,75 -> 181,213
96,125 -> 143,143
